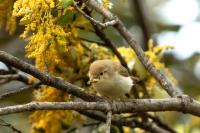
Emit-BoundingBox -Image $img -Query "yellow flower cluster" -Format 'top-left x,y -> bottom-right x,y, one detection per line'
31,110 -> 72,133
30,87 -> 71,133
13,0 -> 70,71
12,0 -> 88,132
0,0 -> 16,35
145,39 -> 174,69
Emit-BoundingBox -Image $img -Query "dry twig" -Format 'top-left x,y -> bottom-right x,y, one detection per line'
106,110 -> 112,133
0,119 -> 21,133
80,110 -> 170,133
0,81 -> 42,100
74,3 -> 118,28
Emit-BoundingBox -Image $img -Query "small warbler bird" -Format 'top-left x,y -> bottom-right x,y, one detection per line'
88,59 -> 133,99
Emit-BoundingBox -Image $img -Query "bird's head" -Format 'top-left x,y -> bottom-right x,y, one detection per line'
88,60 -> 116,84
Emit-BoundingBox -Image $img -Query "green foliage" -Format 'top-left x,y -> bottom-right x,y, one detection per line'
57,12 -> 76,25
61,0 -> 74,8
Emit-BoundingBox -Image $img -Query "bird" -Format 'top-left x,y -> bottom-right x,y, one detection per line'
88,59 -> 134,99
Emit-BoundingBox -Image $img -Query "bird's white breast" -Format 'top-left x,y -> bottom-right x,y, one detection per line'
93,75 -> 133,99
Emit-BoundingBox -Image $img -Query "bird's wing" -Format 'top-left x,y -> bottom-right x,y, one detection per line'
113,62 -> 129,77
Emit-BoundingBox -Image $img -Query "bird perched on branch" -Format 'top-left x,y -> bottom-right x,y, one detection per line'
88,59 -> 134,99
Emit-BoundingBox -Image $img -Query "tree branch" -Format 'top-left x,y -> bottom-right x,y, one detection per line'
106,110 -> 112,133
0,69 -> 11,75
0,51 -> 199,117
0,98 -> 199,116
0,50 -> 103,102
74,3 -> 118,28
80,37 -> 106,46
79,111 -> 170,133
92,21 -> 130,72
146,113 -> 177,133
80,7 -> 130,73
0,119 -> 22,133
83,0 -> 182,97
131,0 -> 156,50
0,81 -> 42,100
0,74 -> 29,84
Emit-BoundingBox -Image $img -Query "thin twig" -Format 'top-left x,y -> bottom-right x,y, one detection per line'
131,0 -> 156,50
0,70 -> 10,75
132,118 -> 169,133
0,65 -> 29,85
74,3 -> 118,28
0,77 -> 28,85
79,110 -> 168,133
106,110 -> 112,133
75,25 -> 95,33
0,74 -> 29,84
0,119 -> 22,133
80,37 -> 106,46
0,81 -> 42,100
82,8 -> 130,72
146,113 -> 177,133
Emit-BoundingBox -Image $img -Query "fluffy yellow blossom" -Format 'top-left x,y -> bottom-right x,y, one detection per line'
146,39 -> 174,68
30,110 -> 73,133
30,87 -> 83,133
12,0 -> 88,132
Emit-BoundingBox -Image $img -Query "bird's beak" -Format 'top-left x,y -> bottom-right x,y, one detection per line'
87,78 -> 99,84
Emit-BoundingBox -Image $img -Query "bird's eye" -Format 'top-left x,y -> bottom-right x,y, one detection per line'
100,72 -> 103,76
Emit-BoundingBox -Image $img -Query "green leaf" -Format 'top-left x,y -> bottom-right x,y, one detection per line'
57,12 -> 76,25
19,19 -> 31,25
62,0 -> 74,8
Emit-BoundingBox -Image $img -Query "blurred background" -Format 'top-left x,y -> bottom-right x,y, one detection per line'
0,0 -> 200,132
